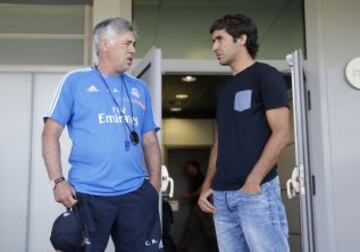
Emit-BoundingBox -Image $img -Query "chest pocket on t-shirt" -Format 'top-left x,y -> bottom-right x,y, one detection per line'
234,90 -> 252,112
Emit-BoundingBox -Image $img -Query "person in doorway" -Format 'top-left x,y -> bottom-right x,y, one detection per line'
178,161 -> 217,252
198,14 -> 291,252
42,17 -> 162,251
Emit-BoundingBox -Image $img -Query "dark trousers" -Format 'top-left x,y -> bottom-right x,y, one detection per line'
76,180 -> 162,252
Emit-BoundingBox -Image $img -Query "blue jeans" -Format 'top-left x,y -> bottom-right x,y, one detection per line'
213,177 -> 289,252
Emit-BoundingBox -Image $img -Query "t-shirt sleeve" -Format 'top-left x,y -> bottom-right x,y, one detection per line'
141,85 -> 160,135
44,74 -> 75,126
258,67 -> 289,110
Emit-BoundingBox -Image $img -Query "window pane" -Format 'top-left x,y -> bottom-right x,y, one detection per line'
0,4 -> 85,34
0,39 -> 84,65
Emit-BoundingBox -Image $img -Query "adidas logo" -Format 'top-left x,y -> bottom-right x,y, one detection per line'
87,85 -> 99,93
131,87 -> 140,98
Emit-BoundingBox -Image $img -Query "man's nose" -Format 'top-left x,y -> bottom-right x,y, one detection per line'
129,44 -> 136,54
212,42 -> 218,52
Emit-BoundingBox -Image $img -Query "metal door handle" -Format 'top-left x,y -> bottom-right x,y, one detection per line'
167,177 -> 174,198
161,165 -> 175,198
286,165 -> 301,199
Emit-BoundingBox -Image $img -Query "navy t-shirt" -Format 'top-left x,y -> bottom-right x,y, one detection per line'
213,62 -> 289,191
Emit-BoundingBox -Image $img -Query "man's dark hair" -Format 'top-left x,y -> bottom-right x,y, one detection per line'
210,14 -> 259,59
186,161 -> 200,172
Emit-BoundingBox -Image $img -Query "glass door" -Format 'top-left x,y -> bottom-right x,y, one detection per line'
286,49 -> 316,252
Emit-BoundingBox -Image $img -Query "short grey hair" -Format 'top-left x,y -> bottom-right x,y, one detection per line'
93,17 -> 138,56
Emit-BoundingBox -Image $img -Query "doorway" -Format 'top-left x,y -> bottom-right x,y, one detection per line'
166,147 -> 217,252
162,73 -> 302,252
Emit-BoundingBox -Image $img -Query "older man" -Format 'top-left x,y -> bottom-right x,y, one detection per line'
42,17 -> 162,251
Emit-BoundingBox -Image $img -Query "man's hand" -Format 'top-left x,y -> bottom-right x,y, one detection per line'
150,177 -> 161,193
53,181 -> 78,208
240,180 -> 261,195
198,187 -> 216,214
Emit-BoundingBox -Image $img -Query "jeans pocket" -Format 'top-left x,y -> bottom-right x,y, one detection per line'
239,189 -> 262,197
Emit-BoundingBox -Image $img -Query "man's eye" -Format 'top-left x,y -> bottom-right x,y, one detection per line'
127,42 -> 136,47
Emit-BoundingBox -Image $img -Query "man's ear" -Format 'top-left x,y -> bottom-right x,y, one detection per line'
100,39 -> 109,53
238,34 -> 247,45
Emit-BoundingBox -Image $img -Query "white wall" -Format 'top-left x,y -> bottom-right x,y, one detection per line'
0,72 -> 75,252
0,73 -> 32,252
28,73 -> 73,252
305,0 -> 360,251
